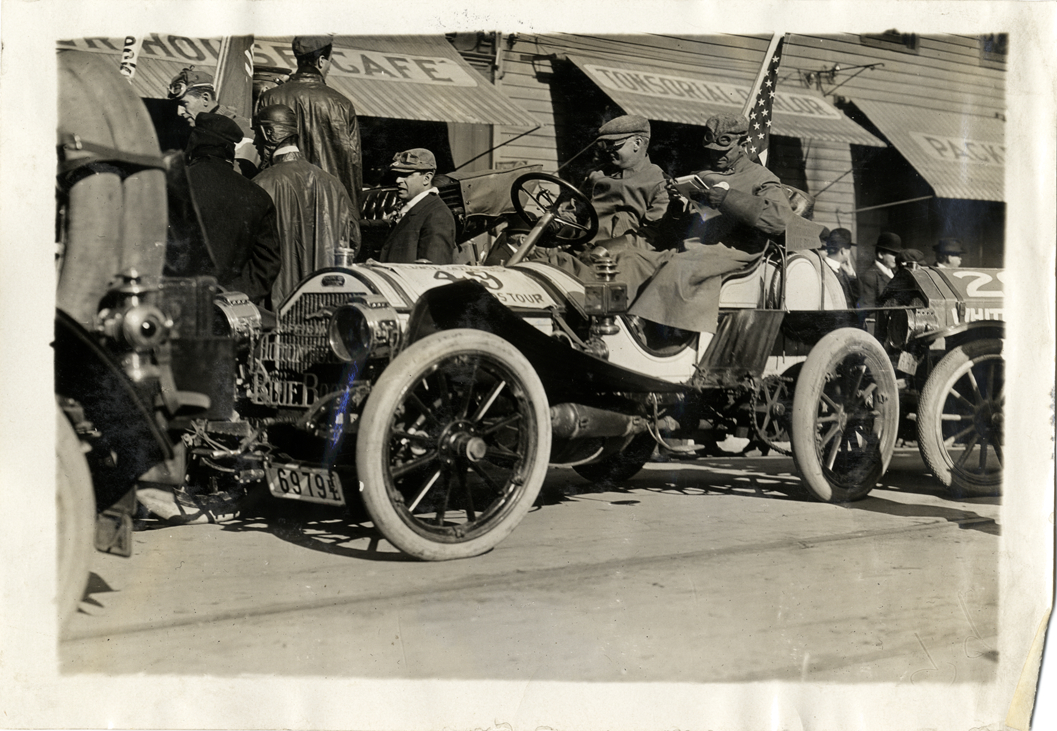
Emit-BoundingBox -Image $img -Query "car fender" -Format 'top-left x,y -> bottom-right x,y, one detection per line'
54,310 -> 172,511
404,279 -> 684,397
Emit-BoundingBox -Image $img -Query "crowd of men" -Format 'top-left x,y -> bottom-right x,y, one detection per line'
160,34 -> 971,323
162,34 -> 456,311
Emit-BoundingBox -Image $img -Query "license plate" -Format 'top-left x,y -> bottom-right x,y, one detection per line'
897,349 -> 921,374
266,463 -> 345,506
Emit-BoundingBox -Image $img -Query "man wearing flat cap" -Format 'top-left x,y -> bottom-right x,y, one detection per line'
378,148 -> 457,264
168,65 -> 259,176
617,112 -> 795,333
252,104 -> 358,304
257,35 -> 363,219
823,228 -> 860,307
583,114 -> 670,253
934,238 -> 965,268
165,112 -> 280,305
858,232 -> 902,308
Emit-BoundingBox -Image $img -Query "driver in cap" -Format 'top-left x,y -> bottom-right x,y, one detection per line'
582,114 -> 670,253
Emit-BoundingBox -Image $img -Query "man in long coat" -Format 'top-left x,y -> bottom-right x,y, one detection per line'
167,112 -> 280,305
620,113 -> 792,333
252,104 -> 357,305
257,35 -> 363,217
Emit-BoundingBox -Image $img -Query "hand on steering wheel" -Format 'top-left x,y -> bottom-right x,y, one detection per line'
506,173 -> 599,266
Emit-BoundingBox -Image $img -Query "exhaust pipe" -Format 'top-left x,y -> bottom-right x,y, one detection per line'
550,403 -> 647,440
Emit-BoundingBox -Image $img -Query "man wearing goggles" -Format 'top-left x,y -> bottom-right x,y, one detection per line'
623,113 -> 794,334
168,66 -> 259,176
582,114 -> 670,254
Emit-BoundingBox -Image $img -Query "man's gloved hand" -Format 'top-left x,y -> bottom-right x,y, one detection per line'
705,181 -> 730,209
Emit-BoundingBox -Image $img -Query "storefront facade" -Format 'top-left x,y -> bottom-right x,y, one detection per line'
58,31 -> 1006,268
487,32 -> 1006,267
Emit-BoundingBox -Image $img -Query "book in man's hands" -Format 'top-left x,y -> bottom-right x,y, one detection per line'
671,174 -> 710,199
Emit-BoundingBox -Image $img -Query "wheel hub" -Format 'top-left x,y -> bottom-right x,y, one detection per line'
440,420 -> 488,463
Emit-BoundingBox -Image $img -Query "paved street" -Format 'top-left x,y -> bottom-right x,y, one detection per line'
62,448 -> 1000,684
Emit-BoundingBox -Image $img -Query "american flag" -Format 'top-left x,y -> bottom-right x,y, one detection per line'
744,36 -> 786,165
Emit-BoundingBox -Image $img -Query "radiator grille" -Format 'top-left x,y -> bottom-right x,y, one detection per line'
274,292 -> 352,372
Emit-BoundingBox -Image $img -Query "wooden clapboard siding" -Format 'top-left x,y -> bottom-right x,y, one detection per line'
783,34 -> 1005,117
803,140 -> 858,234
490,30 -> 1004,248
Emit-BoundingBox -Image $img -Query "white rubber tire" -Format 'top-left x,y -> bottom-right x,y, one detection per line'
357,330 -> 551,560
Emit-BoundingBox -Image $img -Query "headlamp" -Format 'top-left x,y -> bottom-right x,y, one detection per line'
327,295 -> 400,363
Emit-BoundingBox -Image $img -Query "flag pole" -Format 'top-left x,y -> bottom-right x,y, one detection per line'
742,33 -> 783,120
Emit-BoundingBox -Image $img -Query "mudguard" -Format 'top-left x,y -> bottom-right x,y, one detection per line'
54,310 -> 172,511
880,266 -> 1005,345
404,280 -> 686,399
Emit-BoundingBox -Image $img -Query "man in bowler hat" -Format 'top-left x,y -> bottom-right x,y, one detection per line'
858,232 -> 901,308
378,148 -> 457,264
823,228 -> 860,307
934,238 -> 965,268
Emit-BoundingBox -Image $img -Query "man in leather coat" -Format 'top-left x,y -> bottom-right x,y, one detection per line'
257,36 -> 363,215
252,104 -> 358,306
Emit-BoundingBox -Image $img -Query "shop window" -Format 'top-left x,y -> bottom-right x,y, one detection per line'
979,33 -> 1008,70
860,30 -> 920,55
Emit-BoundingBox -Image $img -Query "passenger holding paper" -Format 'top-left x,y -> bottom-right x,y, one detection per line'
620,113 -> 793,333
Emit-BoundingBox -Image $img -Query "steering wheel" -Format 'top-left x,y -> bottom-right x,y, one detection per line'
506,172 -> 599,266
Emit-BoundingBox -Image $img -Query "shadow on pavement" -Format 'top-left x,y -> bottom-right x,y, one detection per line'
219,501 -> 418,562
848,495 -> 1001,535
537,459 -> 806,506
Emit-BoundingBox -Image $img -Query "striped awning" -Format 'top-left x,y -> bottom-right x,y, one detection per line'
852,99 -> 1004,202
55,35 -> 537,127
567,54 -> 885,148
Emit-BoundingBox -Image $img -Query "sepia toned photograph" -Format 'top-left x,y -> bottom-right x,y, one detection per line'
1,2 -> 1053,730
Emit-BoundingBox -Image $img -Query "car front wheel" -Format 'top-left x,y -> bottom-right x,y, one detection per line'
917,339 -> 1003,497
357,329 -> 551,560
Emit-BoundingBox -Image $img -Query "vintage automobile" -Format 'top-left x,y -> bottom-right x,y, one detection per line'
56,48 -> 1001,582
873,266 -> 1004,496
186,164 -> 908,562
54,51 -> 226,630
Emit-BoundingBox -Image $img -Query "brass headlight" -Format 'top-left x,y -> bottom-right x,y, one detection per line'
328,296 -> 399,363
213,292 -> 262,342
885,307 -> 939,349
120,304 -> 171,351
